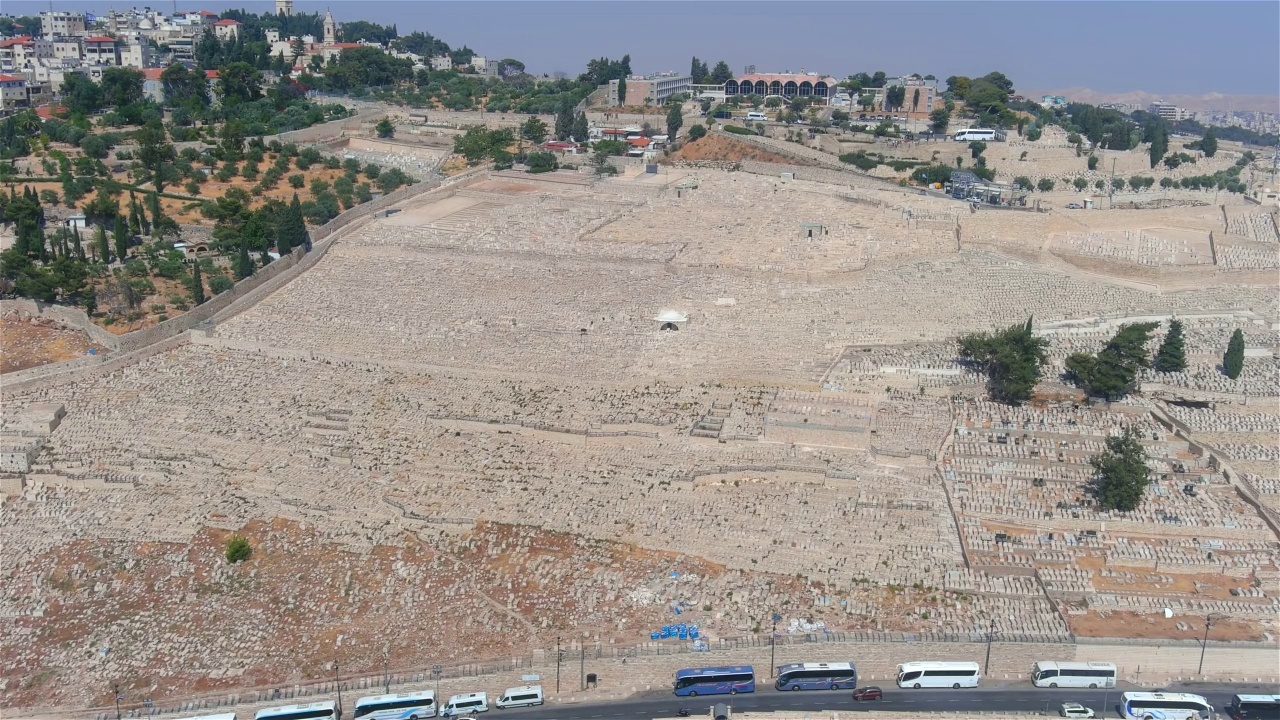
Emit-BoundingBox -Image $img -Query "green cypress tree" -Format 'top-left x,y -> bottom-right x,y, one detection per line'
114,224 -> 129,261
1223,329 -> 1245,379
72,229 -> 85,260
190,259 -> 205,305
1153,319 -> 1187,373
95,223 -> 111,264
234,240 -> 254,279
1091,426 -> 1150,512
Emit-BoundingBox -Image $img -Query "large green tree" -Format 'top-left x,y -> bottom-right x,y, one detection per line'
520,116 -> 548,145
161,63 -> 210,109
666,104 -> 683,139
708,60 -> 733,85
1091,426 -> 1150,512
136,119 -> 176,194
1223,328 -> 1244,379
1064,322 -> 1158,399
957,317 -> 1048,405
1200,126 -> 1218,158
1152,319 -> 1187,373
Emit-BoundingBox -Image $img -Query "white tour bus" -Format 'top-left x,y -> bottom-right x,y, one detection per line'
441,692 -> 488,716
896,661 -> 981,689
1121,692 -> 1213,720
496,685 -> 544,709
746,111 -> 768,122
354,690 -> 437,719
1031,661 -> 1117,688
953,128 -> 997,142
255,702 -> 338,720
177,714 -> 238,720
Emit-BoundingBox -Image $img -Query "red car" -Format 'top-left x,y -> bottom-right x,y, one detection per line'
853,686 -> 883,701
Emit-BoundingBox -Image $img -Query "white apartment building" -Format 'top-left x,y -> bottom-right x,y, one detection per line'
51,39 -> 83,62
0,73 -> 31,113
0,37 -> 53,73
82,36 -> 119,66
118,41 -> 152,69
1149,101 -> 1189,122
470,55 -> 499,76
40,11 -> 87,39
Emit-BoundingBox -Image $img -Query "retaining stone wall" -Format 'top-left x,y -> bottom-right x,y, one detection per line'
1,168 -> 490,397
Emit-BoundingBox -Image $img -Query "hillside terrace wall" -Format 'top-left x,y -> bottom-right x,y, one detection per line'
0,168 -> 490,399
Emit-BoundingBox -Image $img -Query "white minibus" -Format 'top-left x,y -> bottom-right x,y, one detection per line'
441,692 -> 488,716
255,702 -> 337,720
746,112 -> 767,122
354,690 -> 437,719
1031,661 -> 1116,688
1121,692 -> 1213,720
896,661 -> 981,689
496,685 -> 543,709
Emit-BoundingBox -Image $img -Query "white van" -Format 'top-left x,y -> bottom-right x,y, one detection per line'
496,686 -> 543,709
442,692 -> 488,716
746,111 -> 767,122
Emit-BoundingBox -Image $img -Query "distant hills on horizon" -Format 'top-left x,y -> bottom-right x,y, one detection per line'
1029,87 -> 1279,113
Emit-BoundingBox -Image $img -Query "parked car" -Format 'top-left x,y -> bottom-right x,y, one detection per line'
1060,703 -> 1096,718
1065,203 -> 1083,209
853,687 -> 883,701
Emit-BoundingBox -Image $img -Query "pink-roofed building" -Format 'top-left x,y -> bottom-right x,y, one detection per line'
213,19 -> 242,41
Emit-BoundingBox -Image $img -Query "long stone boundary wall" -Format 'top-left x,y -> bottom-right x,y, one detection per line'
0,167 -> 491,399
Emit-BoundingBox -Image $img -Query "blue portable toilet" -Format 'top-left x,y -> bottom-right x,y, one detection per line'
650,632 -> 660,640
678,628 -> 688,640
690,628 -> 700,639
660,627 -> 671,639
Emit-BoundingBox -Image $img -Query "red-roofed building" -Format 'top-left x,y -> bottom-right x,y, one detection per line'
213,18 -> 242,41
34,105 -> 66,120
0,72 -> 30,112
83,36 -> 118,66
0,36 -> 52,72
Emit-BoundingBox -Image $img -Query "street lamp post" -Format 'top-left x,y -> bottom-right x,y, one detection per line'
769,613 -> 782,679
1197,615 -> 1215,676
334,661 -> 343,720
983,618 -> 996,674
113,684 -> 122,720
383,649 -> 391,694
555,636 -> 562,694
432,665 -> 442,700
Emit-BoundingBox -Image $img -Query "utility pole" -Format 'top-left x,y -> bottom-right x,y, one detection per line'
1197,615 -> 1214,676
113,684 -> 122,720
983,618 -> 996,673
580,645 -> 585,692
555,636 -> 561,694
432,665 -> 442,700
383,648 -> 390,694
334,660 -> 343,719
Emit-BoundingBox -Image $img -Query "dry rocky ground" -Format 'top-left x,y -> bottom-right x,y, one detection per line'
2,146 -> 1277,714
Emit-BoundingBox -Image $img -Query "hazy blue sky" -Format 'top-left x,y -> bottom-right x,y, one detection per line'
7,1 -> 1278,96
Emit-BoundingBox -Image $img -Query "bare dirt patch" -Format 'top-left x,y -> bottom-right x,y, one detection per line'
0,314 -> 107,373
666,134 -> 813,165
1068,610 -> 1266,641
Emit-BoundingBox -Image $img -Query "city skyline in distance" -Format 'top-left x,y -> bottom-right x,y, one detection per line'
5,0 -> 1278,110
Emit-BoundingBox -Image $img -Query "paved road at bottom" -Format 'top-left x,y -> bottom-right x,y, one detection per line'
495,681 -> 1276,720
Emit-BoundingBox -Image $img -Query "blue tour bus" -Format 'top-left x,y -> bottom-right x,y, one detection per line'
673,666 -> 756,697
775,662 -> 858,691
